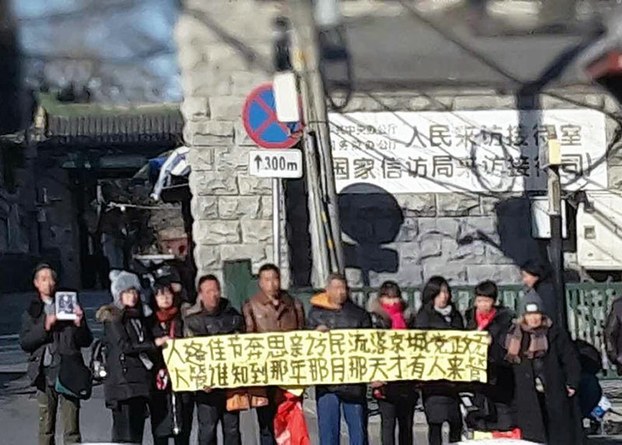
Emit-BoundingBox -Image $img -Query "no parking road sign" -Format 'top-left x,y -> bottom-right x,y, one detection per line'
242,83 -> 302,149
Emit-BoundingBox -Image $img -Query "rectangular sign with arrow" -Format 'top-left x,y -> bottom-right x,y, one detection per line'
249,149 -> 303,179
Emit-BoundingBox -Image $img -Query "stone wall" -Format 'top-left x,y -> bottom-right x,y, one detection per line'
175,0 -> 290,285
176,0 -> 622,289
326,88 -> 622,287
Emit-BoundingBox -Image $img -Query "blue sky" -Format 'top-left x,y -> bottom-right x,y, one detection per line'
11,0 -> 182,103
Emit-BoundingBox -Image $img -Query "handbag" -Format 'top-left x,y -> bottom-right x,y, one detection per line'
56,353 -> 93,400
156,321 -> 176,391
226,388 -> 269,412
89,339 -> 107,382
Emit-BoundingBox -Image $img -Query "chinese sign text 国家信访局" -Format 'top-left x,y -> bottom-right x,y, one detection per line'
163,329 -> 488,391
328,109 -> 607,194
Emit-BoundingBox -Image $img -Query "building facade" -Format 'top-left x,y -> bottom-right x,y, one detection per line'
176,0 -> 621,288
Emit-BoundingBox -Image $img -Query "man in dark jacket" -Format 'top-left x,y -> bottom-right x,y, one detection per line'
183,274 -> 245,445
242,263 -> 306,445
307,272 -> 372,445
464,280 -> 516,432
20,264 -> 93,445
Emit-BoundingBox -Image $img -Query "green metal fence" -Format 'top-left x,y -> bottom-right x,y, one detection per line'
223,261 -> 621,375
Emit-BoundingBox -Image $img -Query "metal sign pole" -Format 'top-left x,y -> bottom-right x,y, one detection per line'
272,178 -> 281,267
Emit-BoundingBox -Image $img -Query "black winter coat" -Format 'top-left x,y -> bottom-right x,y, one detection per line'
307,295 -> 372,402
465,306 -> 515,404
465,306 -> 516,431
182,298 -> 245,406
20,297 -> 93,388
415,303 -> 464,424
150,311 -> 193,439
97,304 -> 157,408
509,322 -> 583,444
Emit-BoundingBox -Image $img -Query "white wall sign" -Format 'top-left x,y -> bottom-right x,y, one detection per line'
249,149 -> 303,179
329,110 -> 608,194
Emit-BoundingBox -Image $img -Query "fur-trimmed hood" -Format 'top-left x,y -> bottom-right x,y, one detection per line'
96,304 -> 123,323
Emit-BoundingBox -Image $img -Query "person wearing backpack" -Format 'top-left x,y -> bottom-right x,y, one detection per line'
150,281 -> 194,445
20,264 -> 93,445
96,270 -> 164,443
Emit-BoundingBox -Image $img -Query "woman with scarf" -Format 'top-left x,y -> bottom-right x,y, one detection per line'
150,282 -> 194,445
368,281 -> 418,445
96,271 -> 163,443
415,276 -> 464,445
505,292 -> 583,444
464,280 -> 516,432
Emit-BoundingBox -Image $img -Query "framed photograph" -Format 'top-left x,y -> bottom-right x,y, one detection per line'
55,291 -> 78,320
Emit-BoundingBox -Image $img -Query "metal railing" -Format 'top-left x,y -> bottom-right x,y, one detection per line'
294,283 -> 622,375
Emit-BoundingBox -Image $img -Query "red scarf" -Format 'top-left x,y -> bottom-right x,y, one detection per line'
382,301 -> 407,330
156,306 -> 179,325
475,308 -> 497,331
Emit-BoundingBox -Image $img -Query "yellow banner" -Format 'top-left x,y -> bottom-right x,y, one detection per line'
164,329 -> 488,391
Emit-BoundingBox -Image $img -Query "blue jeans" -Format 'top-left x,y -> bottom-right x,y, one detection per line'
317,392 -> 368,445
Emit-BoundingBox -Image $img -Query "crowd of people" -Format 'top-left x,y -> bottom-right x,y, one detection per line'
20,260 -> 589,445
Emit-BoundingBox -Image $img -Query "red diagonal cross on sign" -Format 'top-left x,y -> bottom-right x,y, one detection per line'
242,83 -> 302,149
248,94 -> 292,141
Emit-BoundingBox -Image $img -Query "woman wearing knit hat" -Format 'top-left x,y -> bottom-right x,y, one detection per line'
97,270 -> 165,443
505,292 -> 583,444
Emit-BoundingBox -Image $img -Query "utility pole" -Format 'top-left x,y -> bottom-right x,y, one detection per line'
543,137 -> 569,331
288,0 -> 346,279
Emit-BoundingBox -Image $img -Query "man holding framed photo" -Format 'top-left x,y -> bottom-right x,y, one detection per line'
19,264 -> 93,445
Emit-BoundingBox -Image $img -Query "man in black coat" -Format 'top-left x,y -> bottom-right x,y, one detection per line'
464,280 -> 516,432
182,274 -> 245,445
19,264 -> 93,445
307,272 -> 372,445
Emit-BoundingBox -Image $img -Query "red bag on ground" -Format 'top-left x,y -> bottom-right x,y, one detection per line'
491,428 -> 522,438
273,389 -> 310,445
473,428 -> 522,439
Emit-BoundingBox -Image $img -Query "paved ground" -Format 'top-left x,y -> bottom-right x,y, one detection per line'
0,373 -> 432,444
2,291 -> 622,443
0,291 -> 430,443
